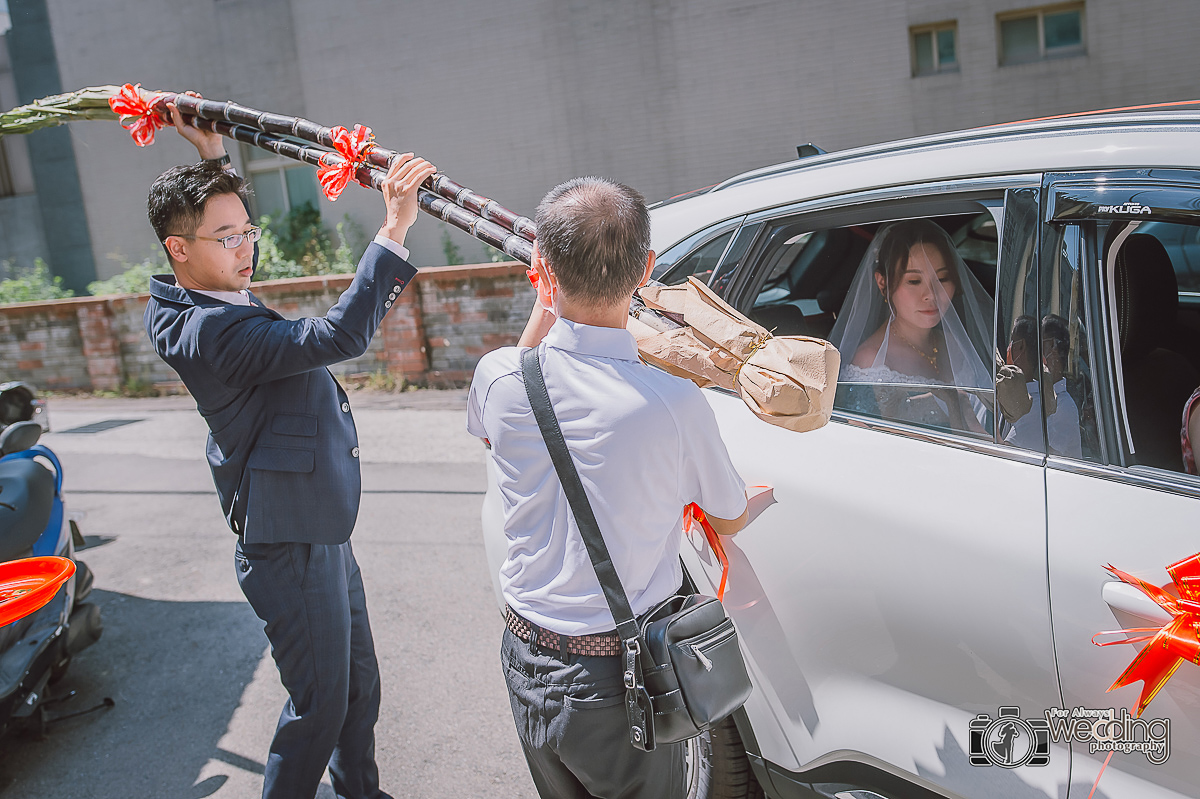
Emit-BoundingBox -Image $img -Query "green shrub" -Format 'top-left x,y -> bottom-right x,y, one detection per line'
275,201 -> 329,266
330,216 -> 368,274
487,243 -> 511,263
253,222 -> 307,281
0,259 -> 75,305
441,229 -> 464,266
254,207 -> 367,281
87,256 -> 165,296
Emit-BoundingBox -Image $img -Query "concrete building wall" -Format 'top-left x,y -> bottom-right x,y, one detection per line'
7,0 -> 96,291
0,193 -> 47,277
0,38 -> 36,196
9,0 -> 1200,281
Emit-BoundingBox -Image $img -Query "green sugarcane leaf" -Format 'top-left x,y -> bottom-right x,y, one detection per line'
0,85 -> 151,137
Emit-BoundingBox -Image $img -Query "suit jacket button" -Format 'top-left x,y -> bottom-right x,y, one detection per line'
341,402 -> 350,413
384,301 -> 392,308
351,446 -> 360,458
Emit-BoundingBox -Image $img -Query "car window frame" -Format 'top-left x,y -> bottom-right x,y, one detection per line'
996,186 -> 1048,454
714,175 -> 1042,454
1042,169 -> 1200,499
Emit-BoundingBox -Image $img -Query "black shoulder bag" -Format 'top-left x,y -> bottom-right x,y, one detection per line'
521,347 -> 753,752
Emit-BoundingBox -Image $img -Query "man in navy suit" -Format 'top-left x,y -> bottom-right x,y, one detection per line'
144,113 -> 435,799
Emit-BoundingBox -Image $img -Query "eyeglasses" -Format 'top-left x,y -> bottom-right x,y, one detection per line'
166,226 -> 262,250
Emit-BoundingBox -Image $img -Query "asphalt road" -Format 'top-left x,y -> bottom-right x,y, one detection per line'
0,390 -> 537,799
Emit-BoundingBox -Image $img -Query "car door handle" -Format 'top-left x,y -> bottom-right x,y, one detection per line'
1101,581 -> 1171,624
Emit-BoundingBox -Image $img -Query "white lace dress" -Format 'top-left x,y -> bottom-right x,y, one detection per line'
837,364 -> 955,427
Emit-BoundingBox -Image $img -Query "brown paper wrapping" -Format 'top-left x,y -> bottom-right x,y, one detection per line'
630,277 -> 840,433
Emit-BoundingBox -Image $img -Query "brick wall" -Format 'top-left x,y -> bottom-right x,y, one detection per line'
0,262 -> 533,392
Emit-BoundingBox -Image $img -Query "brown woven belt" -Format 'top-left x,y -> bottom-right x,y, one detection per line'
505,606 -> 623,657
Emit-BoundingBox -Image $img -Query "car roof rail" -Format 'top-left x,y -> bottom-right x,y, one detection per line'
711,105 -> 1200,195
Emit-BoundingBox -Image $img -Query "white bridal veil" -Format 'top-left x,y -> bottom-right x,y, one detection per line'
828,220 -> 994,429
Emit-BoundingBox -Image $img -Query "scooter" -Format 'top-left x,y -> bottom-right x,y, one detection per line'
0,384 -> 104,736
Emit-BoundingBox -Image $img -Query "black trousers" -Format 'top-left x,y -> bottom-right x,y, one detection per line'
236,539 -> 392,799
502,627 -> 686,799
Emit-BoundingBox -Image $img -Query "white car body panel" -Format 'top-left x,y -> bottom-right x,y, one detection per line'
1046,467 -> 1199,799
687,389 -> 1068,797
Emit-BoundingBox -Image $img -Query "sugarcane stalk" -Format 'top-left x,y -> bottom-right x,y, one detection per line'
168,93 -> 537,243
0,85 -> 126,137
190,117 -> 535,264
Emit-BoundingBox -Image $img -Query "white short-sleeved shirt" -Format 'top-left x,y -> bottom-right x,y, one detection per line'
467,317 -> 747,635
1003,378 -> 1082,458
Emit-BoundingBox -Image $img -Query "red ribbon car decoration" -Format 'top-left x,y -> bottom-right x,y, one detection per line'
1093,551 -> 1200,716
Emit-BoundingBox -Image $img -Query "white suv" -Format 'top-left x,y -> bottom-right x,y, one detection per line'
481,107 -> 1200,799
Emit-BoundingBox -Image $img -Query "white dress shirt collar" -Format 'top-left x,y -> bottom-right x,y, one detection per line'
544,317 -> 640,363
191,288 -> 254,306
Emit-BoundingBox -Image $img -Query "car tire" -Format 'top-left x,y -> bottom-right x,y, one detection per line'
686,717 -> 765,799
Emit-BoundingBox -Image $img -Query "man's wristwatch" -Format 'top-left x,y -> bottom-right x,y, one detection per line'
202,153 -> 232,167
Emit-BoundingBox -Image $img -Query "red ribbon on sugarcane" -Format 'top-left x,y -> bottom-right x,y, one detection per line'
1092,551 -> 1200,716
108,83 -> 167,147
317,124 -> 375,201
684,503 -> 729,600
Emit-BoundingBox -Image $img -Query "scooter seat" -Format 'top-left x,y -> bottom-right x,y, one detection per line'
0,459 -> 54,562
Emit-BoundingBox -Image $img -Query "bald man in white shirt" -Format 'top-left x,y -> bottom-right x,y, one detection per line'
467,177 -> 749,799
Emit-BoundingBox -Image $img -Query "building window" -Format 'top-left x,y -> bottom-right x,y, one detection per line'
911,22 -> 958,76
240,143 -> 324,220
999,3 -> 1085,65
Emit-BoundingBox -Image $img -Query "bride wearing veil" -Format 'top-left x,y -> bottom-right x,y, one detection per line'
828,219 -> 994,433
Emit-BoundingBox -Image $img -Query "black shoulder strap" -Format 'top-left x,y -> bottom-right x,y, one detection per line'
521,347 -> 639,642
522,346 -> 654,751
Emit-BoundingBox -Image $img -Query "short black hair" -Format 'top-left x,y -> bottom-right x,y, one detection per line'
535,176 -> 650,307
147,162 -> 248,247
1041,313 -> 1070,355
1011,314 -> 1038,349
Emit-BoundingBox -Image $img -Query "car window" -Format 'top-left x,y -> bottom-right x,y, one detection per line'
1034,223 -> 1103,461
657,229 -> 734,287
651,220 -> 740,285
1139,220 -> 1200,294
996,187 -> 1050,455
740,209 -> 999,440
1104,219 -> 1200,472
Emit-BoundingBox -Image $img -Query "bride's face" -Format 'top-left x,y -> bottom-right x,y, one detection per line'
876,242 -> 956,330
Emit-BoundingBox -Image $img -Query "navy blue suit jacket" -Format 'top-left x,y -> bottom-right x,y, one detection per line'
145,242 -> 417,544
